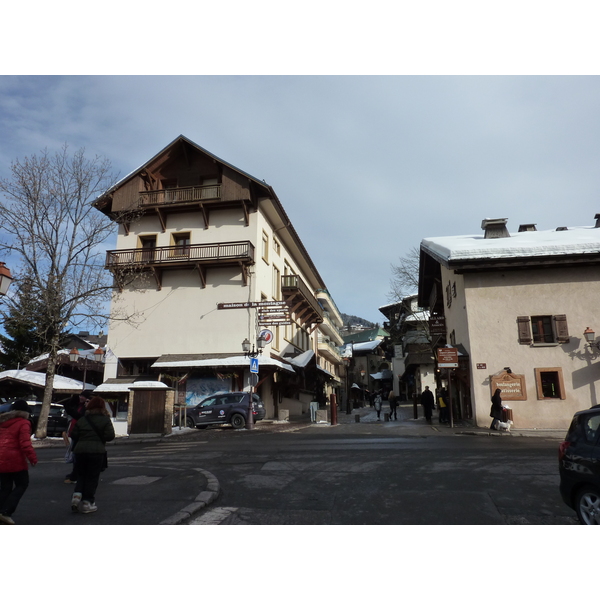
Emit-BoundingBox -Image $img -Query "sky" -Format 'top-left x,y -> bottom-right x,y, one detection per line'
2,75 -> 599,326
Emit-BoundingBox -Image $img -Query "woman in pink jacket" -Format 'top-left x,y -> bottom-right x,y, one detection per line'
0,399 -> 38,525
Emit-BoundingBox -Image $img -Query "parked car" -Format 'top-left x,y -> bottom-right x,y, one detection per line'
181,392 -> 265,430
559,405 -> 600,524
28,401 -> 69,438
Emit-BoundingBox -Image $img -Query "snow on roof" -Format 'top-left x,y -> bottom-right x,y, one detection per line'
405,310 -> 430,321
421,226 -> 600,264
28,346 -> 103,365
151,355 -> 295,373
287,350 -> 315,368
94,380 -> 169,393
0,370 -> 95,391
351,340 -> 382,352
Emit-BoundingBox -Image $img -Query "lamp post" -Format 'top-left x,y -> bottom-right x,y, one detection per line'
0,262 -> 13,296
242,335 -> 266,430
584,327 -> 599,350
69,347 -> 105,391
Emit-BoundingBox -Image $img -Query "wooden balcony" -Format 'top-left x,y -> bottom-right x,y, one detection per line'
139,185 -> 221,207
106,241 -> 255,290
281,274 -> 323,331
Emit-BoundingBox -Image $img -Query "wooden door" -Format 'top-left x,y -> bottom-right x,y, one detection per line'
130,389 -> 166,434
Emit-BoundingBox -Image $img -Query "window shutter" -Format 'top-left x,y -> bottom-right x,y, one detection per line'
517,316 -> 532,344
554,314 -> 569,343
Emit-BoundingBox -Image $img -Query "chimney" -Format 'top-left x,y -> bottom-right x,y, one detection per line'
518,224 -> 537,232
481,218 -> 510,239
595,213 -> 600,228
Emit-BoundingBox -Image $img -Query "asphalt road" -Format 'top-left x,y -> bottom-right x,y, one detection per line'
15,423 -> 577,526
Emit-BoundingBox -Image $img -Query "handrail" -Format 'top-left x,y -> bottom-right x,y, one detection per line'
139,185 -> 221,207
106,241 -> 254,267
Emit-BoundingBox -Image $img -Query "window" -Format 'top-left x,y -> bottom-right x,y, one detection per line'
273,238 -> 281,256
273,265 -> 281,300
517,315 -> 569,345
535,368 -> 566,399
138,235 -> 157,262
172,232 -> 190,257
262,231 -> 269,263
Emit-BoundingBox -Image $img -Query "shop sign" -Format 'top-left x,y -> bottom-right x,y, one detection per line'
430,316 -> 447,335
490,371 -> 527,401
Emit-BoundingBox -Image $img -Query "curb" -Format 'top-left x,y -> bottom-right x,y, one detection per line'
160,467 -> 221,525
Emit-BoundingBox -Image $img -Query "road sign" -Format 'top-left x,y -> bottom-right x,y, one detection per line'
437,347 -> 458,368
259,329 -> 273,344
250,357 -> 259,373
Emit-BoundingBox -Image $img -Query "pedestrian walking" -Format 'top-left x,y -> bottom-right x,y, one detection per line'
437,387 -> 450,424
0,399 -> 38,525
373,393 -> 383,420
70,396 -> 115,514
421,386 -> 435,424
388,389 -> 397,420
63,390 -> 93,484
490,389 -> 511,431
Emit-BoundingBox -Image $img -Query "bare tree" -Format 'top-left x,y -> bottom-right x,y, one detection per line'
389,246 -> 420,302
0,145 -> 128,437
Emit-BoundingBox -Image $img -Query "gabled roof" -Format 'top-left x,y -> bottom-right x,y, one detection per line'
95,134 -> 272,206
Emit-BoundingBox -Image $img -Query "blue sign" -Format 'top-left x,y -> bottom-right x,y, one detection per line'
250,357 -> 259,373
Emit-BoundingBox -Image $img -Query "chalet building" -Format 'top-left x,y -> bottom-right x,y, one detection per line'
379,296 -> 435,401
92,135 -> 344,425
418,216 -> 600,430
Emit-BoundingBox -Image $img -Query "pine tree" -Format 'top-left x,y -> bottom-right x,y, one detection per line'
0,278 -> 49,370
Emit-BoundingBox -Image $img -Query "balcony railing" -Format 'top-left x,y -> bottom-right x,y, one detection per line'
139,185 -> 221,207
106,241 -> 255,269
281,274 -> 323,325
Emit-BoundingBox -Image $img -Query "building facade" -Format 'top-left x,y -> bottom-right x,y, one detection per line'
93,136 -> 343,420
418,217 -> 600,429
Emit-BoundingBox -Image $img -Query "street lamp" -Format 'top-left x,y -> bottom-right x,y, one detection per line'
584,327 -> 599,350
241,335 -> 267,430
0,262 -> 13,296
69,347 -> 105,391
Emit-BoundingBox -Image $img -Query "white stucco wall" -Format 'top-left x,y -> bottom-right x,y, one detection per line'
449,266 -> 600,429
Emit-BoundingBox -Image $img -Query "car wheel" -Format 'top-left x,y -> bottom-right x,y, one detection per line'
186,417 -> 196,429
575,486 -> 600,525
230,414 -> 246,429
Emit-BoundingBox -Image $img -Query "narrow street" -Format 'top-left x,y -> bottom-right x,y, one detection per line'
19,403 -> 575,526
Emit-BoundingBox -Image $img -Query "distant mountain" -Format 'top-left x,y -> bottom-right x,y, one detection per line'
341,313 -> 376,328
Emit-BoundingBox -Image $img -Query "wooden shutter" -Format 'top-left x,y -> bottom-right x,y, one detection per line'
517,316 -> 532,344
554,314 -> 570,343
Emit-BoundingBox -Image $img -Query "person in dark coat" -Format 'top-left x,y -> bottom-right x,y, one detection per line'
70,396 -> 115,514
388,390 -> 398,420
490,388 -> 504,430
63,390 -> 93,484
421,386 -> 435,424
0,399 -> 38,524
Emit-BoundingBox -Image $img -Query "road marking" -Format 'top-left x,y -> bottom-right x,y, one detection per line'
111,475 -> 162,485
188,506 -> 238,525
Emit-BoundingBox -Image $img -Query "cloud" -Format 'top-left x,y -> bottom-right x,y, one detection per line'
1,75 -> 599,324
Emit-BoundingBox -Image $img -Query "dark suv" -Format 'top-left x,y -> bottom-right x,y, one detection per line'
28,401 -> 69,437
183,392 -> 265,430
559,405 -> 600,524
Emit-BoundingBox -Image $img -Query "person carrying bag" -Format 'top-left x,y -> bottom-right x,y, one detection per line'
70,396 -> 115,514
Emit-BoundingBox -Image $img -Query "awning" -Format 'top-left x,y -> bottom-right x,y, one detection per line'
151,354 -> 295,373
